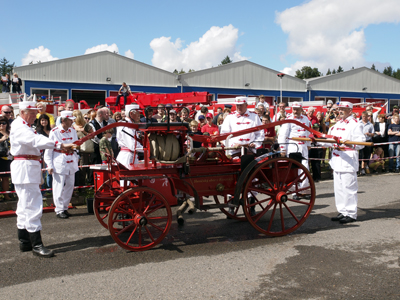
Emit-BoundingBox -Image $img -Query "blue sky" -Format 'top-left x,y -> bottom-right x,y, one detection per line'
2,0 -> 400,75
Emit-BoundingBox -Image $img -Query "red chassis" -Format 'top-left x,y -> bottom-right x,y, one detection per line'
75,119 -> 322,252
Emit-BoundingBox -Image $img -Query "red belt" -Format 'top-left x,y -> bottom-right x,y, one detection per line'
14,155 -> 41,161
121,147 -> 134,153
54,149 -> 73,156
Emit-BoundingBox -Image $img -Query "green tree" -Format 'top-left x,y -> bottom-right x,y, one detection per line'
295,66 -> 321,79
371,64 -> 376,71
173,69 -> 179,74
332,69 -> 336,74
220,55 -> 233,65
337,66 -> 344,73
178,69 -> 186,74
0,57 -> 15,76
383,66 -> 393,77
326,68 -> 331,75
393,68 -> 400,80
188,69 -> 195,72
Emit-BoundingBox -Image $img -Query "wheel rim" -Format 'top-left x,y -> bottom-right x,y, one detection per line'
214,195 -> 247,221
108,187 -> 172,251
94,178 -> 121,229
243,157 -> 315,236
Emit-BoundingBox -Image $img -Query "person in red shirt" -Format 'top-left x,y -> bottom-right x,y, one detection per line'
261,115 -> 276,149
307,107 -> 318,128
201,113 -> 219,135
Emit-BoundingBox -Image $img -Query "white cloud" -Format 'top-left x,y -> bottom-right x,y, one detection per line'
150,25 -> 249,72
21,46 -> 58,66
84,43 -> 119,55
276,0 -> 400,75
125,49 -> 134,59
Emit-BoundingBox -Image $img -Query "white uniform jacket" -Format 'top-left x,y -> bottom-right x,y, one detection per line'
319,116 -> 365,172
220,110 -> 264,149
278,114 -> 311,157
10,117 -> 61,184
116,118 -> 143,168
44,125 -> 79,175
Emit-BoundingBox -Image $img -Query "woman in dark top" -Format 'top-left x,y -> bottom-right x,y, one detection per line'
1,74 -> 11,93
0,116 -> 12,200
11,73 -> 22,94
36,114 -> 52,191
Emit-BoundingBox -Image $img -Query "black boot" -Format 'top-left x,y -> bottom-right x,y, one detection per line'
18,229 -> 32,252
29,231 -> 54,258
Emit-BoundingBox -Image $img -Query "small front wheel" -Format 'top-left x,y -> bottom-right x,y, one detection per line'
108,187 -> 172,251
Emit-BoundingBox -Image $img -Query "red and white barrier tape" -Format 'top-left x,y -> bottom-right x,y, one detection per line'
0,185 -> 94,195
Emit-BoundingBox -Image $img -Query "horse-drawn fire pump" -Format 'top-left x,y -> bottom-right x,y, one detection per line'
74,108 -> 371,252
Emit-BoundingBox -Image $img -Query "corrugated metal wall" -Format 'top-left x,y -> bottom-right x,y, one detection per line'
14,51 -> 178,87
307,68 -> 400,94
180,61 -> 306,91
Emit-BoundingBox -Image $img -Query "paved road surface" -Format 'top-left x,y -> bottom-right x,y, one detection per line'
0,173 -> 399,299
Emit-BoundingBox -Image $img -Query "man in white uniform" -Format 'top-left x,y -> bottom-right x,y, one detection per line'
278,102 -> 312,199
220,96 -> 264,216
11,101 -> 74,258
318,101 -> 365,223
116,104 -> 143,169
44,111 -> 79,219
220,96 -> 264,155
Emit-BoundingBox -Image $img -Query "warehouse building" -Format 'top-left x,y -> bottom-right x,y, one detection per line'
12,51 -> 400,108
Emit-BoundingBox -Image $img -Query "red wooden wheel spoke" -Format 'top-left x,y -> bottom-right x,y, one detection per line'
280,161 -> 293,185
252,200 -> 275,223
279,203 -> 285,232
144,226 -> 156,243
125,225 -> 138,245
247,186 -> 275,197
259,169 -> 275,190
146,221 -> 165,232
116,223 -> 136,236
267,203 -> 278,232
143,195 -> 157,213
283,170 -> 305,191
283,202 -> 300,223
145,203 -> 165,215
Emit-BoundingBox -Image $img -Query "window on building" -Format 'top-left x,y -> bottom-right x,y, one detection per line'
315,96 -> 338,104
72,90 -> 107,107
31,88 -> 68,102
389,99 -> 400,111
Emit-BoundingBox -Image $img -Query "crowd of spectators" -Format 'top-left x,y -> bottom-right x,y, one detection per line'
0,96 -> 397,201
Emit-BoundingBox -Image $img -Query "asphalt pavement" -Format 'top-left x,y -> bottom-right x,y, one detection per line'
0,173 -> 399,299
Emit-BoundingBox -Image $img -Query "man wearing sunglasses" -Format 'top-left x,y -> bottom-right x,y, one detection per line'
1,105 -> 13,124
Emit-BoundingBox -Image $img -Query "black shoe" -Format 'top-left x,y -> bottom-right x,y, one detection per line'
331,213 -> 345,221
56,212 -> 69,219
29,231 -> 54,258
63,210 -> 72,217
339,216 -> 356,224
18,229 -> 32,252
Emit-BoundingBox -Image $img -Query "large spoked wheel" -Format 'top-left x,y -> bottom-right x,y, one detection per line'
107,187 -> 172,252
94,178 -> 122,229
214,195 -> 246,221
243,157 -> 315,236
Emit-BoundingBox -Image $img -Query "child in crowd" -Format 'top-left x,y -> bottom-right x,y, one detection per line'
369,147 -> 387,173
99,129 -> 114,163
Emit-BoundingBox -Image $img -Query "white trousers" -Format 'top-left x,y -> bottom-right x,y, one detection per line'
15,183 -> 43,233
333,171 -> 358,219
52,173 -> 75,214
288,149 -> 311,195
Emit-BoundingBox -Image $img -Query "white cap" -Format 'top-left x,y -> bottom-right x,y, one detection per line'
125,104 -> 140,113
60,111 -> 76,120
291,102 -> 302,108
33,94 -> 37,102
19,101 -> 37,110
235,96 -> 247,104
327,100 -> 333,105
339,101 -> 353,109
